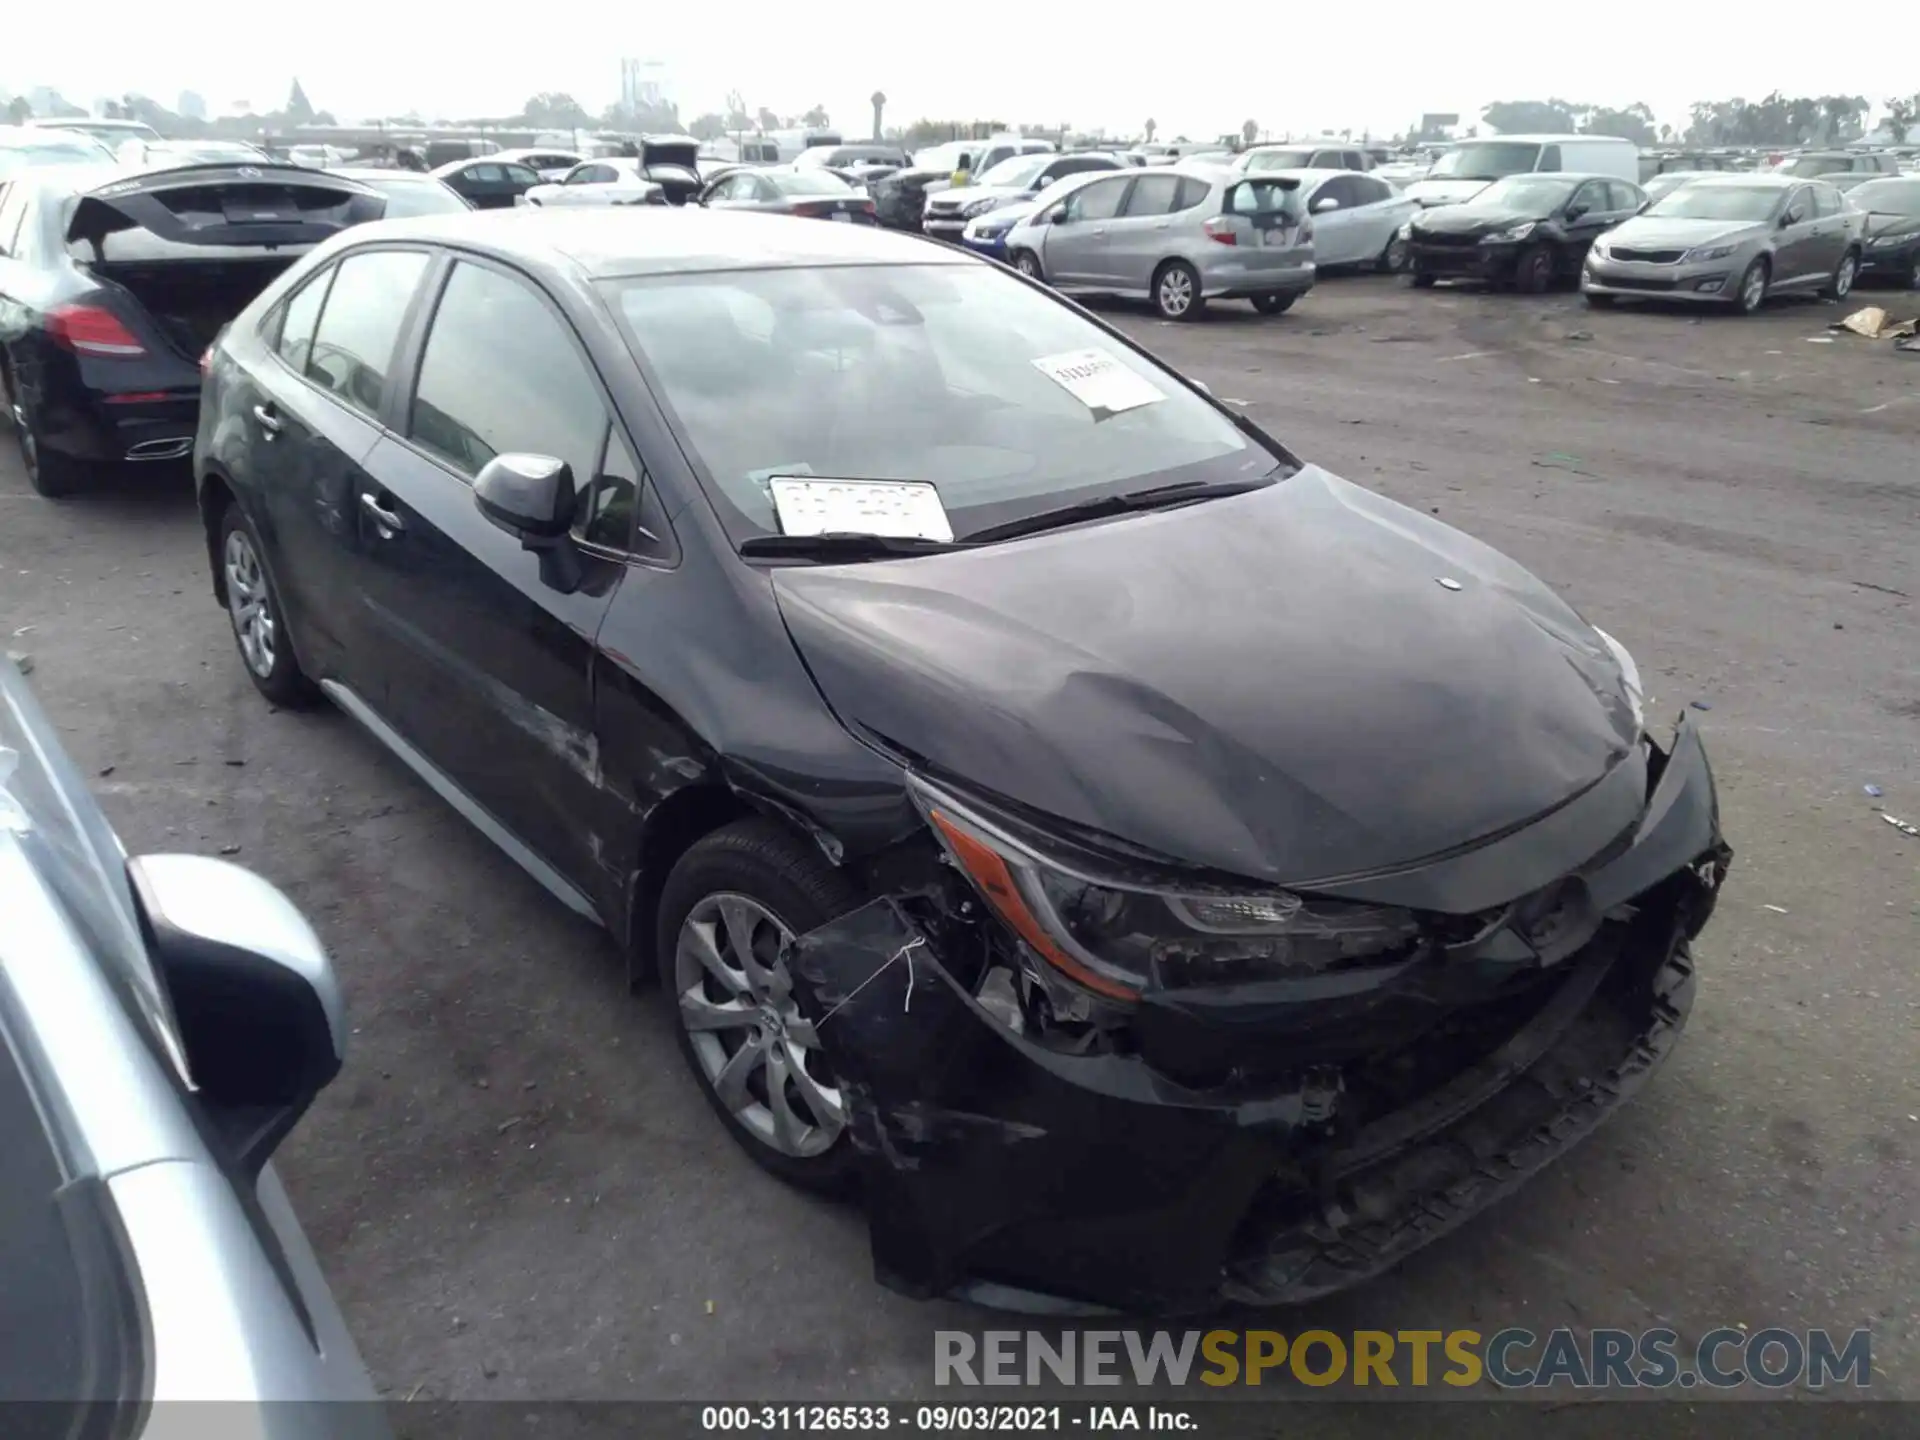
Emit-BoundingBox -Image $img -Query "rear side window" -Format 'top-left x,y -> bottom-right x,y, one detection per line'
1310,151 -> 1344,169
1121,175 -> 1181,216
302,249 -> 429,419
1172,177 -> 1210,210
1537,145 -> 1563,171
274,265 -> 335,371
408,261 -> 607,489
504,166 -> 540,187
466,165 -> 505,184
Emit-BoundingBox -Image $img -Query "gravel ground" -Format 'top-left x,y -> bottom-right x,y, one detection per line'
1,273 -> 1914,1410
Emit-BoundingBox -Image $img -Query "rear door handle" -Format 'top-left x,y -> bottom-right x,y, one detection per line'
252,403 -> 283,437
359,492 -> 405,535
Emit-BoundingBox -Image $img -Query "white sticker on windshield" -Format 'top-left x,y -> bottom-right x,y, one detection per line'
769,477 -> 955,543
1032,348 -> 1166,420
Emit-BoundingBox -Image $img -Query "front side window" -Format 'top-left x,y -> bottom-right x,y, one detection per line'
302,249 -> 428,419
465,164 -> 506,184
409,262 -> 607,489
1065,177 -> 1130,221
1310,151 -> 1345,169
1120,175 -> 1181,216
603,263 -> 1265,544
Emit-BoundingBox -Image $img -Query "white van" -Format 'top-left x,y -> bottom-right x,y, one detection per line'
1404,135 -> 1639,207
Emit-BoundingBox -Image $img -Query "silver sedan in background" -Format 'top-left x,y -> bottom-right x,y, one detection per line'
1582,174 -> 1864,314
1272,169 -> 1418,271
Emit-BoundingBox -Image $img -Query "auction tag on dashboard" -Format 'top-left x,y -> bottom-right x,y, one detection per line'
1032,348 -> 1166,419
769,477 -> 955,542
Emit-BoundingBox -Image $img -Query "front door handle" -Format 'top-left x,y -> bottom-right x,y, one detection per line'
252,403 -> 283,437
359,492 -> 405,535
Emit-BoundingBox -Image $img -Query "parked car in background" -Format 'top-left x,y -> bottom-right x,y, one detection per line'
191,207 -> 1728,1319
523,159 -> 666,208
701,167 -> 877,222
1281,169 -> 1417,271
431,156 -> 544,209
492,148 -> 585,182
26,116 -> 162,149
1582,174 -> 1863,314
283,144 -> 353,170
0,126 -> 118,176
1641,170 -> 1719,207
1235,143 -> 1375,174
1404,135 -> 1639,208
1845,176 -> 1920,289
134,139 -> 272,167
1407,173 -> 1647,292
870,165 -> 949,231
1774,151 -> 1900,184
958,195 -> 1042,262
424,138 -> 500,169
922,152 -> 1127,242
1637,151 -> 1738,183
796,144 -> 910,184
918,136 -> 1056,201
0,658 -> 386,1428
0,160 -> 383,496
1003,165 -> 1315,319
331,167 -> 473,217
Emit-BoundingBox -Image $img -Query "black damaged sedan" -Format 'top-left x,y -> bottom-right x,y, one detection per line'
194,208 -> 1730,1315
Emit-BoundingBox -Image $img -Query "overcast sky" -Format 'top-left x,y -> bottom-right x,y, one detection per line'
6,5 -> 1914,139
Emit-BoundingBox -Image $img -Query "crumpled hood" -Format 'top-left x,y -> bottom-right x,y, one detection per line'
771,468 -> 1638,887
1413,204 -> 1544,236
1403,178 -> 1494,206
1604,216 -> 1768,250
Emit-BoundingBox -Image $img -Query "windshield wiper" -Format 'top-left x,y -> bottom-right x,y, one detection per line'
738,532 -> 968,560
962,475 -> 1278,545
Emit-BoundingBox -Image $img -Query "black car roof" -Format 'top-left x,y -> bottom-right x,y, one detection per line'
340,207 -> 975,279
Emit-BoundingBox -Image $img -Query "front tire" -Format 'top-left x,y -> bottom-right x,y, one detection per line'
1734,257 -> 1770,314
1251,291 -> 1295,316
219,503 -> 318,707
1821,248 -> 1858,300
1377,234 -> 1409,273
656,818 -> 862,1195
1516,243 -> 1557,294
1011,248 -> 1044,281
1153,260 -> 1204,320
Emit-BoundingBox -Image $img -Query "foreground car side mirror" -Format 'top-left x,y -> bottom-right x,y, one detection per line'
475,453 -> 575,545
129,855 -> 345,1179
1311,195 -> 1339,213
1046,204 -> 1070,224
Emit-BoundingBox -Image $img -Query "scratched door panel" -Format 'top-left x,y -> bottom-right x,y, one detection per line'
353,433 -> 623,905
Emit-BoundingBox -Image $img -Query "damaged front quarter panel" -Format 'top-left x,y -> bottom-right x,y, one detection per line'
785,714 -> 1732,1316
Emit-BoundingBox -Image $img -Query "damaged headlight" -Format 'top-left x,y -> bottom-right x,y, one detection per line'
918,790 -> 1419,1002
1591,626 -> 1646,733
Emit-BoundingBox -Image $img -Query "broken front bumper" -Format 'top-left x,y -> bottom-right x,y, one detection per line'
789,716 -> 1729,1315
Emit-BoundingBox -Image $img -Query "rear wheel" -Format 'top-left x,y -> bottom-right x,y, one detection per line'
1734,257 -> 1770,314
656,818 -> 863,1195
219,504 -> 318,707
1516,243 -> 1557,294
1011,248 -> 1044,281
1152,260 -> 1204,320
1251,291 -> 1295,316
1820,248 -> 1858,300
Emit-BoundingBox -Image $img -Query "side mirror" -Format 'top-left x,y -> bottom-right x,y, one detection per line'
129,855 -> 345,1179
475,453 -> 576,545
1047,204 -> 1070,224
1780,211 -> 1801,228
1311,195 -> 1339,214
1565,203 -> 1589,221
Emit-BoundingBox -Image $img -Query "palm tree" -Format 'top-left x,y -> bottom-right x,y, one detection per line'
1241,119 -> 1258,146
1144,117 -> 1157,143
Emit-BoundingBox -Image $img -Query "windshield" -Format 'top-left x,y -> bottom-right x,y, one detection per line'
604,264 -> 1263,542
1242,149 -> 1314,172
1429,142 -> 1543,181
1849,177 -> 1920,215
1778,155 -> 1846,177
367,177 -> 471,216
1468,175 -> 1578,210
769,170 -> 856,196
1644,172 -> 1708,204
977,155 -> 1050,189
0,136 -> 115,174
1645,184 -> 1782,222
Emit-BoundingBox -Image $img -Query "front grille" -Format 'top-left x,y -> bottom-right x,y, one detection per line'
1414,230 -> 1481,248
1610,247 -> 1685,264
927,199 -> 963,217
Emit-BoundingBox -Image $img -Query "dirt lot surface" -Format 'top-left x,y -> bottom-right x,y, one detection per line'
2,274 -> 1914,1410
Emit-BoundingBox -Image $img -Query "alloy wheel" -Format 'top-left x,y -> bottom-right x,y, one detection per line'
1383,236 -> 1409,272
1740,263 -> 1767,312
1015,251 -> 1041,279
223,529 -> 277,678
1833,253 -> 1856,299
674,892 -> 844,1159
1158,267 -> 1194,317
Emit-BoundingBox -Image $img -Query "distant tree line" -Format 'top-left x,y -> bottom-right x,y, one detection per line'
1476,93 -> 1920,147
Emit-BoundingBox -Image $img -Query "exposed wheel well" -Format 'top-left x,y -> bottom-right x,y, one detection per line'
199,470 -> 237,605
624,784 -> 757,985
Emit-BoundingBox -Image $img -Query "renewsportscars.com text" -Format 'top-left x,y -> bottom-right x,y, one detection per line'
934,1328 -> 1873,1390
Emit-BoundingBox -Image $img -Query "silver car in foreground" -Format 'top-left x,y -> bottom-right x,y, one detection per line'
0,659 -> 385,1431
1001,165 -> 1316,320
1583,174 -> 1864,313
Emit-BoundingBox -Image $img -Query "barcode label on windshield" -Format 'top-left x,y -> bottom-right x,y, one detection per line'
1032,349 -> 1166,420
